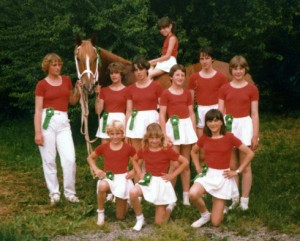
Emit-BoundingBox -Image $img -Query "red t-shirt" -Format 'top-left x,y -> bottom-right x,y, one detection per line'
188,72 -> 228,105
219,83 -> 259,118
162,34 -> 178,58
197,133 -> 242,169
99,86 -> 127,113
127,81 -> 163,110
160,89 -> 192,118
94,142 -> 136,174
35,75 -> 72,112
137,147 -> 180,176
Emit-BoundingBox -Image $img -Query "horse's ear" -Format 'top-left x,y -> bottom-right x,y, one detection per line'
91,34 -> 97,46
75,34 -> 82,46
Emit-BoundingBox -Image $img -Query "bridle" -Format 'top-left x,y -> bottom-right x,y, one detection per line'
74,46 -> 99,93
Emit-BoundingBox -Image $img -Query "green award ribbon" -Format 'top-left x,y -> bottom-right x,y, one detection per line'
193,102 -> 199,124
170,115 -> 180,140
129,109 -> 138,130
225,114 -> 234,132
42,108 -> 54,130
192,163 -> 208,182
105,171 -> 114,181
101,111 -> 109,133
138,172 -> 152,186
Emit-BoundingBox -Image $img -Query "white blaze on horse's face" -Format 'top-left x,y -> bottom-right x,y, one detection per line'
75,40 -> 99,95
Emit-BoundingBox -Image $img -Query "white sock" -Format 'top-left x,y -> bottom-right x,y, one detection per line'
183,192 -> 190,205
200,211 -> 210,218
133,214 -> 145,231
97,209 -> 105,225
166,203 -> 176,212
240,197 -> 249,210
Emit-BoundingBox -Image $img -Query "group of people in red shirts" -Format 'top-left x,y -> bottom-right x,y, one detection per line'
34,16 -> 259,231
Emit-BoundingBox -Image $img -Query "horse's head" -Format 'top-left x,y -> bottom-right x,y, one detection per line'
74,34 -> 99,95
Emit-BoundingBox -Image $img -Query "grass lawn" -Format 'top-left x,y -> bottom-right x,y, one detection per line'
0,112 -> 299,240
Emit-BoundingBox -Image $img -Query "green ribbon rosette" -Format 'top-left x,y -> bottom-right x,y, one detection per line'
225,114 -> 234,132
105,171 -> 114,181
101,111 -> 109,133
138,172 -> 152,186
192,163 -> 208,182
129,109 -> 138,130
42,108 -> 54,130
193,102 -> 199,125
170,115 -> 180,140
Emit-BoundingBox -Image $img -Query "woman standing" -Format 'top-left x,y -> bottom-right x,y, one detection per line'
34,53 -> 81,205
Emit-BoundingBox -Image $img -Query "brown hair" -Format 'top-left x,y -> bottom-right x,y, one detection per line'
229,55 -> 250,75
203,109 -> 226,137
41,53 -> 63,73
157,16 -> 176,33
132,56 -> 150,72
199,46 -> 215,60
108,62 -> 125,81
142,123 -> 167,149
169,64 -> 186,77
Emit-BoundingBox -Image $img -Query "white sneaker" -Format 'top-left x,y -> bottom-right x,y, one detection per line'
228,197 -> 239,210
191,213 -> 211,228
240,197 -> 249,210
65,195 -> 80,203
133,217 -> 145,231
50,194 -> 60,206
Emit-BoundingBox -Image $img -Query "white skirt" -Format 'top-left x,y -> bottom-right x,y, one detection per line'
96,112 -> 125,139
137,176 -> 177,205
97,173 -> 134,200
194,168 -> 239,200
196,104 -> 218,128
155,56 -> 177,73
226,115 -> 253,146
166,117 -> 198,145
126,110 -> 159,138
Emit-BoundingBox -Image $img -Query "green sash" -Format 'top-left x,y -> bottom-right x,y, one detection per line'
170,115 -> 180,140
192,163 -> 208,182
225,114 -> 234,132
193,102 -> 199,125
138,173 -> 152,186
101,111 -> 109,133
129,109 -> 138,130
42,108 -> 54,130
105,171 -> 114,181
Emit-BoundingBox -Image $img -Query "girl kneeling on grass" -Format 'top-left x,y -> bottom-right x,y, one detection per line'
130,123 -> 188,231
189,109 -> 254,228
87,120 -> 136,226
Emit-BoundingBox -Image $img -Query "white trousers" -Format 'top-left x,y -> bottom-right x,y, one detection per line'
38,109 -> 77,198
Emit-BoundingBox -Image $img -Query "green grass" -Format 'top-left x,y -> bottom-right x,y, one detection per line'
0,112 -> 299,240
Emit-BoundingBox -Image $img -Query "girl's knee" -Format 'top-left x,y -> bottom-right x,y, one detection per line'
189,189 -> 198,201
130,187 -> 139,198
211,218 -> 222,227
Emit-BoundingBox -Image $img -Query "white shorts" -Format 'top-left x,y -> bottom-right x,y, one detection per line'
137,176 -> 177,205
97,173 -> 134,200
155,56 -> 177,73
196,104 -> 218,128
126,110 -> 159,139
166,117 -> 198,145
226,115 -> 253,146
194,168 -> 239,200
96,112 -> 125,139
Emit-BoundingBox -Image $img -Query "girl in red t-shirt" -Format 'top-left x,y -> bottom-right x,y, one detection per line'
189,109 -> 254,228
125,57 -> 163,153
218,55 -> 259,210
95,62 -> 127,143
149,16 -> 178,79
129,123 -> 188,231
87,120 -> 136,226
160,64 -> 197,205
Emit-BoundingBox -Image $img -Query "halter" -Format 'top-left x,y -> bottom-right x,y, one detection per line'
74,46 -> 99,86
